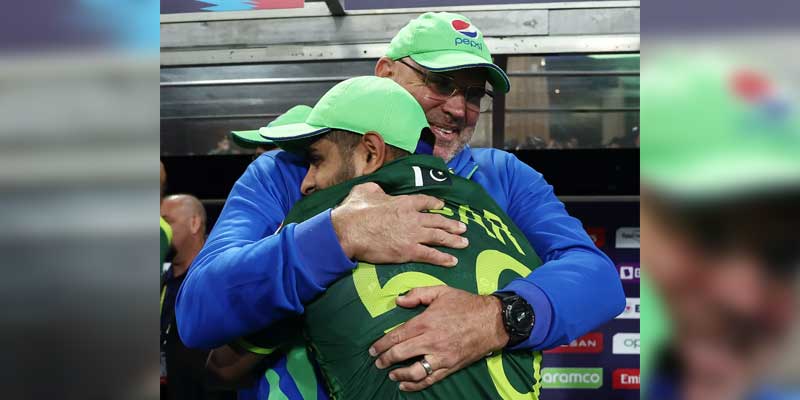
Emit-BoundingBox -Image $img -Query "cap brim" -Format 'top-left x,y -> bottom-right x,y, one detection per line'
231,130 -> 274,148
642,154 -> 800,201
410,51 -> 510,93
259,123 -> 330,154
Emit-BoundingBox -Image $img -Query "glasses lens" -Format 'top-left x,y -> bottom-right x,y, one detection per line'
426,73 -> 457,98
463,87 -> 492,112
479,94 -> 493,112
468,86 -> 490,103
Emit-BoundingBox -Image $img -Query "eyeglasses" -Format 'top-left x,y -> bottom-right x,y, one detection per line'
398,59 -> 493,112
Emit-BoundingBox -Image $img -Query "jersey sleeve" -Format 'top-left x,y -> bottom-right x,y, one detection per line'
499,152 -> 626,351
175,152 -> 356,350
236,316 -> 305,355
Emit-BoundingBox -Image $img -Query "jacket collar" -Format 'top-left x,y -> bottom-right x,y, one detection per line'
446,145 -> 479,179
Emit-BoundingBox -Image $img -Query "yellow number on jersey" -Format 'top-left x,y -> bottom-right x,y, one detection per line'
352,262 -> 445,318
352,250 -> 541,399
476,250 -> 541,399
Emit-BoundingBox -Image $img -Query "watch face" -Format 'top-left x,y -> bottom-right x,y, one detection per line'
510,302 -> 534,333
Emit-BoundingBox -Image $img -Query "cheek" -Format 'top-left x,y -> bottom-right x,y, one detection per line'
465,109 -> 480,127
666,247 -> 707,292
765,287 -> 797,330
418,95 -> 444,115
171,225 -> 187,245
644,227 -> 706,296
316,163 -> 337,187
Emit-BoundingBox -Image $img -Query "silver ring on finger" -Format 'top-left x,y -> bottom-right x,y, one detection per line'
420,357 -> 433,376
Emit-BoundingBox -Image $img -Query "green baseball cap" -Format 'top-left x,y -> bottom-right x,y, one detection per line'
641,54 -> 800,201
230,105 -> 312,148
259,76 -> 430,155
386,12 -> 510,93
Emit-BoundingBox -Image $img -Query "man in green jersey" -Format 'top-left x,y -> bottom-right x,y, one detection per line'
219,76 -> 546,399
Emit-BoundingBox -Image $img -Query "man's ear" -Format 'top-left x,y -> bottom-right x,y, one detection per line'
359,132 -> 387,175
375,57 -> 395,78
189,215 -> 202,236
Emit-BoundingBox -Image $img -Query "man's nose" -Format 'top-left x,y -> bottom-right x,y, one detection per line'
300,173 -> 316,196
707,252 -> 770,319
441,91 -> 467,121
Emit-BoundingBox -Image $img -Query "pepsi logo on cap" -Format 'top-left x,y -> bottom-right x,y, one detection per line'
451,19 -> 478,38
731,70 -> 772,103
731,70 -> 791,125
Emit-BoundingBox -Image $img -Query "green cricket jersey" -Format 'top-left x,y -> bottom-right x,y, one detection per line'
160,217 -> 172,270
249,155 -> 544,399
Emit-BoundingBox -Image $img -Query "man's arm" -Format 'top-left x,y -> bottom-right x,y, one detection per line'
177,152 -> 467,349
176,152 -> 354,349
498,152 -> 625,349
206,344 -> 265,388
371,151 -> 625,390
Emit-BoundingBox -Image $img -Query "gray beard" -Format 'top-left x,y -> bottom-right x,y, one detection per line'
437,131 -> 473,162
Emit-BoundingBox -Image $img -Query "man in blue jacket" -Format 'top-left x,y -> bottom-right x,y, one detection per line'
177,12 -> 625,397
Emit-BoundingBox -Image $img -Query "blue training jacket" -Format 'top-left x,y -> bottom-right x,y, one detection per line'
176,145 -> 625,353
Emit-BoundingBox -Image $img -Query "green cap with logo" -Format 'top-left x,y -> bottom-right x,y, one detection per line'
386,12 -> 510,93
230,105 -> 312,148
641,54 -> 800,200
259,76 -> 429,154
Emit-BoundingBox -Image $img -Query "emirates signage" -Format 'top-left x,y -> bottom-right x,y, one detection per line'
612,368 -> 640,390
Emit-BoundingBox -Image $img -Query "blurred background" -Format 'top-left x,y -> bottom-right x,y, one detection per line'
640,1 -> 800,399
160,4 -> 639,155
160,54 -> 639,155
0,1 -> 159,399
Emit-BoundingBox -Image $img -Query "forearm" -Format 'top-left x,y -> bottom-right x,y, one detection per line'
206,344 -> 265,388
503,153 -> 626,350
176,210 -> 355,349
502,248 -> 624,350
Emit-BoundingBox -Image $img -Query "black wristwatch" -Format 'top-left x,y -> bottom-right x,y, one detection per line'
491,292 -> 535,347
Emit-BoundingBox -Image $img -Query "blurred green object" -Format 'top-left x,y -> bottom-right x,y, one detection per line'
160,216 -> 172,269
230,129 -> 271,148
639,273 -> 670,392
230,105 -> 312,148
641,54 -> 800,200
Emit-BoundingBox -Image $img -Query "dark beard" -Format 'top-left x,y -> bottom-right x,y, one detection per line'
330,153 -> 357,187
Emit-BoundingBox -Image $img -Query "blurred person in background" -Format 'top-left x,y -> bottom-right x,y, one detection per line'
161,194 -> 232,400
607,126 -> 639,148
161,162 -> 173,270
161,161 -> 167,199
641,53 -> 800,400
208,135 -> 241,155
